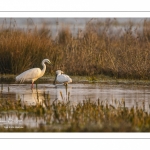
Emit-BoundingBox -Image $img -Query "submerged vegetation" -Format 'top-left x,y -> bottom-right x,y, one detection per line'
0,19 -> 150,79
0,93 -> 150,132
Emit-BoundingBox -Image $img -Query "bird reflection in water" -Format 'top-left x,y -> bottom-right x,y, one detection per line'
15,83 -> 72,108
16,87 -> 46,108
55,84 -> 72,102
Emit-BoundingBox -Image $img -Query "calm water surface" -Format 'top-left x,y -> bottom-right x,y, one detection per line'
1,83 -> 150,128
1,83 -> 150,108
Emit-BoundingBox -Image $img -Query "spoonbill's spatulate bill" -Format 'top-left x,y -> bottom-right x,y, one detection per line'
53,70 -> 72,85
16,59 -> 51,89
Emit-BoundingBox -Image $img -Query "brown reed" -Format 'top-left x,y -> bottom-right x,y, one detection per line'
0,19 -> 150,79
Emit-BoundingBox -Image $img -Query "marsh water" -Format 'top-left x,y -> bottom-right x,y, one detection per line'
1,83 -> 150,129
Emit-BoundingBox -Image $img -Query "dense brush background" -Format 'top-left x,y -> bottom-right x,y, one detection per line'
0,19 -> 150,79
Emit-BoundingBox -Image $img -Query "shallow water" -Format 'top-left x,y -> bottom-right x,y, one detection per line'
1,83 -> 150,107
1,83 -> 150,129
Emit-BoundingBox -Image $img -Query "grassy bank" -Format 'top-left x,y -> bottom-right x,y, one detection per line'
0,19 -> 150,80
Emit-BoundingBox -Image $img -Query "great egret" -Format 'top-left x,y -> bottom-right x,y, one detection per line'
16,59 -> 51,89
53,70 -> 72,85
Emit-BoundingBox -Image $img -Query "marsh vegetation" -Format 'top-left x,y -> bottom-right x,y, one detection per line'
1,18 -> 150,132
0,19 -> 150,79
0,83 -> 150,132
1,91 -> 150,132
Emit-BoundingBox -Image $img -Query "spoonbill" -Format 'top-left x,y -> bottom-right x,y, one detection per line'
16,59 -> 51,89
53,70 -> 72,85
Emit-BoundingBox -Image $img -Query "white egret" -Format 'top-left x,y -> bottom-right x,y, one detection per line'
16,59 -> 51,89
53,70 -> 72,85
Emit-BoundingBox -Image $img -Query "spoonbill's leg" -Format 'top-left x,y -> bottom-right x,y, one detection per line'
65,83 -> 68,97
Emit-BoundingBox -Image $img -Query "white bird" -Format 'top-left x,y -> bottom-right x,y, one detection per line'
16,59 -> 51,89
53,70 -> 72,85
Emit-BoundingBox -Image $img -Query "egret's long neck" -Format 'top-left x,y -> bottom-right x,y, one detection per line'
41,61 -> 46,76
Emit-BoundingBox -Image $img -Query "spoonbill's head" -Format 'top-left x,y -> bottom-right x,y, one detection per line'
53,70 -> 64,85
56,70 -> 64,75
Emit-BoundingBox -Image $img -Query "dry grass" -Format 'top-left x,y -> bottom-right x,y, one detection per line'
0,19 -> 150,79
0,95 -> 150,132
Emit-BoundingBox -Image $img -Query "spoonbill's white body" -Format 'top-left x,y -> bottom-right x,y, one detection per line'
54,70 -> 72,85
16,59 -> 51,89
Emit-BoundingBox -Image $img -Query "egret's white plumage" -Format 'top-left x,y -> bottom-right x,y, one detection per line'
16,59 -> 51,89
54,70 -> 72,85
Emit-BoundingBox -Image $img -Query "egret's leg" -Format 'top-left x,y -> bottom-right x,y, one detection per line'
31,82 -> 34,90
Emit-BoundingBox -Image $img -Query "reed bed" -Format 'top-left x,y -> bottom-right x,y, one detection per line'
0,94 -> 150,132
0,19 -> 150,79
